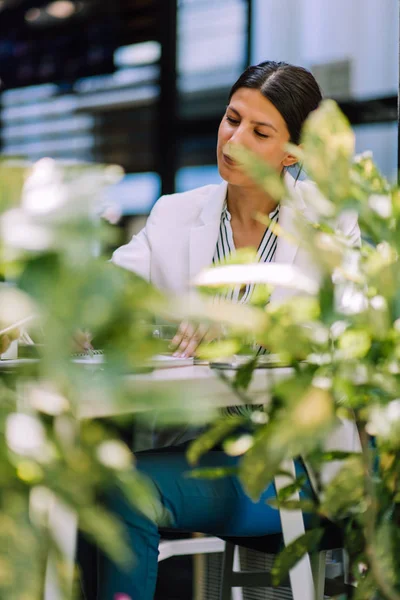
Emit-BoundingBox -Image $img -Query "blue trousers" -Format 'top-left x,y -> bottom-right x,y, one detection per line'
97,446 -> 312,600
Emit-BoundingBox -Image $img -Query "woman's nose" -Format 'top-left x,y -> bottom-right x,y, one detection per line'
229,126 -> 247,146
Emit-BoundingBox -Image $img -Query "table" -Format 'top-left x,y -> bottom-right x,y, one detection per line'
0,358 -> 293,418
1,359 -> 296,600
80,364 -> 294,419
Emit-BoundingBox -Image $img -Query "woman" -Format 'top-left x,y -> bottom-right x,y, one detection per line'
113,62 -> 359,358
101,62 -> 360,599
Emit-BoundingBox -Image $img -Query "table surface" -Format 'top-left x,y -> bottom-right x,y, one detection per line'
0,358 -> 293,419
0,358 -> 302,600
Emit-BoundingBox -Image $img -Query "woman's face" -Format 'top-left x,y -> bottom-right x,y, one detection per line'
217,88 -> 296,186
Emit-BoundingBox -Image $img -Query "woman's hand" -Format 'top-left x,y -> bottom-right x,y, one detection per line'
0,327 -> 20,355
171,321 -> 219,358
72,329 -> 94,353
0,334 -> 12,355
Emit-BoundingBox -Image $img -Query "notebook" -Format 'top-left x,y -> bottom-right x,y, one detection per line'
71,349 -> 105,364
210,354 -> 291,370
148,354 -> 194,368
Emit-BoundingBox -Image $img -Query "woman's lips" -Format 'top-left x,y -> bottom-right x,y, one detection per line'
222,154 -> 237,167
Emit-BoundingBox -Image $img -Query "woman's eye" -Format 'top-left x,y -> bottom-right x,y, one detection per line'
226,116 -> 239,125
255,131 -> 269,139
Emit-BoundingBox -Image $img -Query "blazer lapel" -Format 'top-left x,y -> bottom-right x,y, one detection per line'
273,205 -> 300,266
189,181 -> 227,281
187,174 -> 308,294
274,171 -> 309,265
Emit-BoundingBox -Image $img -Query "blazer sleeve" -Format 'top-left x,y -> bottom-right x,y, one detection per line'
111,197 -> 164,281
111,227 -> 151,281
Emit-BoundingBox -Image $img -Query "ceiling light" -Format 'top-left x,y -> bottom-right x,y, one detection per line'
45,0 -> 76,19
114,41 -> 161,68
25,7 -> 42,22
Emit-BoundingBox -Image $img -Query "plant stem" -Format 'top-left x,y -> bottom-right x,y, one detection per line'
357,420 -> 400,600
215,370 -> 256,406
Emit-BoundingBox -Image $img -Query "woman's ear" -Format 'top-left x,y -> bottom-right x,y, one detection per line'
282,152 -> 298,168
282,142 -> 302,168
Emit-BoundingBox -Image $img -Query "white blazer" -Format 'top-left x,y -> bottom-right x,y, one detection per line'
112,172 -> 360,305
113,173 -> 362,590
112,173 -> 361,455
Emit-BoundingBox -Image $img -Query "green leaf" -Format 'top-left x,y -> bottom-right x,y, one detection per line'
234,357 -> 258,391
227,145 -> 286,200
184,466 -> 238,480
320,457 -> 364,519
18,253 -> 61,304
319,450 -> 359,462
238,427 -> 287,501
319,276 -> 335,324
117,469 -> 166,525
300,99 -> 354,204
186,416 -> 246,466
352,153 -> 390,196
79,505 -> 134,568
372,518 -> 399,589
249,284 -> 272,307
239,384 -> 334,501
352,572 -> 379,600
197,339 -> 241,360
213,247 -> 258,266
338,330 -> 371,360
271,528 -> 324,586
267,499 -> 317,513
276,475 -> 307,502
0,159 -> 27,212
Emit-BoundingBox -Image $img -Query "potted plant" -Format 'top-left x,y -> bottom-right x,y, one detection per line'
184,100 -> 400,599
0,158 -> 176,599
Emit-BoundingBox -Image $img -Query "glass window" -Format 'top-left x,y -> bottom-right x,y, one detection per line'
0,42 -> 159,169
354,122 -> 398,183
177,0 -> 248,117
176,165 -> 221,192
103,172 -> 161,216
252,0 -> 398,100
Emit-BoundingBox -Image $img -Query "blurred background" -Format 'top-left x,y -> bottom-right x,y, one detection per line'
0,0 -> 397,246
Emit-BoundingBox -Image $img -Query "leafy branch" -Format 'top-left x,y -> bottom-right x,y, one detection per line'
357,419 -> 400,600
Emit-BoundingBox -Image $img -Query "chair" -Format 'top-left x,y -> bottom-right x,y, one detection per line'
219,522 -> 352,600
158,522 -> 351,600
158,532 -> 224,562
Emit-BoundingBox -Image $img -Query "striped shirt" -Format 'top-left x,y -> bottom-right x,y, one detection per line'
212,201 -> 280,304
212,201 -> 280,413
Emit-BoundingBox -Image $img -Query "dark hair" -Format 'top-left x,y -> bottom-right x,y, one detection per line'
228,61 -> 322,145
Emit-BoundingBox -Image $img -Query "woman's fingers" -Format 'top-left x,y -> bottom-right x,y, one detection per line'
171,321 -> 191,350
172,322 -> 196,356
0,334 -> 11,354
180,324 -> 208,358
171,323 -> 210,358
72,329 -> 94,353
170,321 -> 225,358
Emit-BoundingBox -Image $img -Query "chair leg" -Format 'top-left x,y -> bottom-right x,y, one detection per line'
311,550 -> 326,600
231,546 -> 244,600
343,548 -> 350,585
220,542 -> 235,600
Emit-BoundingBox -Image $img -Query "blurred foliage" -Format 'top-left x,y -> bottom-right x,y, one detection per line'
0,158 -> 209,599
2,98 -> 400,600
189,100 -> 400,599
271,528 -> 324,586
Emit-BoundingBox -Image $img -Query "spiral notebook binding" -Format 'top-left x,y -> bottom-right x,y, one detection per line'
71,349 -> 104,359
